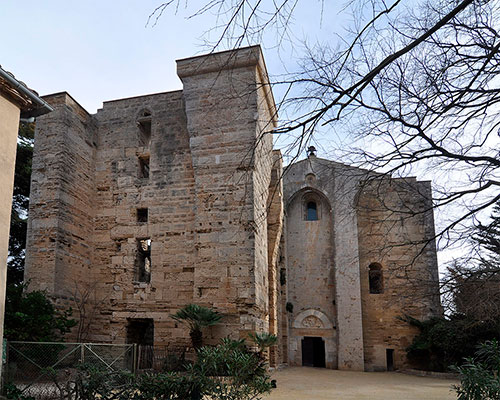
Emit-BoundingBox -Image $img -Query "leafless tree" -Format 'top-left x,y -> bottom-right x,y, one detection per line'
149,0 -> 500,251
69,281 -> 108,342
441,200 -> 500,319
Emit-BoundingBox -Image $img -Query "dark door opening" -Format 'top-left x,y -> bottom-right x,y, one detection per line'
301,337 -> 326,368
386,349 -> 394,371
127,318 -> 154,369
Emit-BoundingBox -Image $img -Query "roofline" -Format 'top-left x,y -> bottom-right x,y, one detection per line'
0,66 -> 53,118
102,89 -> 183,105
176,45 -> 262,63
42,91 -> 91,117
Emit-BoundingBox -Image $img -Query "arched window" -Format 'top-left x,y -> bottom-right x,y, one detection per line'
369,263 -> 383,294
306,201 -> 318,221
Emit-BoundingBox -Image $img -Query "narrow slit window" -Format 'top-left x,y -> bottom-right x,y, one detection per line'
136,238 -> 151,283
137,109 -> 152,146
369,263 -> 384,294
306,201 -> 318,221
139,156 -> 150,179
138,119 -> 151,145
137,208 -> 148,223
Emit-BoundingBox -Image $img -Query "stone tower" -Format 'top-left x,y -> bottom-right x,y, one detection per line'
25,46 -> 441,372
25,46 -> 286,355
283,154 -> 441,371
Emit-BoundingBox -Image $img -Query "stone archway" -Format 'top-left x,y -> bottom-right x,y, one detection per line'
293,309 -> 333,330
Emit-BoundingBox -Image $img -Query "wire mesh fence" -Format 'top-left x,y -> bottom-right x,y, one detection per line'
4,341 -> 136,399
137,344 -> 189,371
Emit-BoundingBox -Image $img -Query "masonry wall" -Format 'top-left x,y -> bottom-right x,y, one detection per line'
89,90 -> 197,344
266,150 -> 284,366
25,46 -> 279,348
25,93 -> 95,302
357,178 -> 441,371
284,156 -> 366,371
283,156 -> 440,371
177,46 -> 277,340
286,188 -> 337,368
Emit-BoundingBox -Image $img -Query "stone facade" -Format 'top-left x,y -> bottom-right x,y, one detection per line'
283,156 -> 441,371
25,46 -> 441,372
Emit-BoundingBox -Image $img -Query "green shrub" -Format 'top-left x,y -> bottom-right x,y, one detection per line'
453,340 -> 500,400
4,284 -> 76,342
73,364 -> 135,400
193,338 -> 272,400
403,315 -> 500,371
162,352 -> 187,372
4,383 -> 34,400
171,304 -> 222,349
133,372 -> 201,400
30,338 -> 273,400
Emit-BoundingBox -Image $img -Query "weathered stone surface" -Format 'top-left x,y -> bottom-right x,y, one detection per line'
283,156 -> 440,371
25,46 -> 440,372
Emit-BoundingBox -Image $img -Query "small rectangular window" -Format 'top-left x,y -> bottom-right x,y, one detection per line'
139,156 -> 150,179
136,238 -> 151,283
137,208 -> 148,223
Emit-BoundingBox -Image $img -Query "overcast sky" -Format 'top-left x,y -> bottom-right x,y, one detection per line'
1,1 -> 342,114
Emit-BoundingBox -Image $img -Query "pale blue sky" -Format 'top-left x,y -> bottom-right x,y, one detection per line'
1,1 -> 342,114
1,1 -> 478,264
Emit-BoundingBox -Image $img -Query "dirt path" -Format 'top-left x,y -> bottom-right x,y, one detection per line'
266,367 -> 458,399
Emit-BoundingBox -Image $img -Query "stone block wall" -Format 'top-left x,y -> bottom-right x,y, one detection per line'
25,46 -> 281,351
23,46 -> 440,372
90,90 -> 196,344
357,177 -> 441,371
284,156 -> 366,371
177,46 -> 277,340
25,93 -> 96,300
283,156 -> 440,372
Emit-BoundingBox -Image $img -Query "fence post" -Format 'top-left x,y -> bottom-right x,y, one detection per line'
133,344 -> 137,375
80,344 -> 85,364
1,340 -> 7,393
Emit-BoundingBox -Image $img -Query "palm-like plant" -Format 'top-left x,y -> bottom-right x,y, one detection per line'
171,304 -> 222,349
248,332 -> 278,358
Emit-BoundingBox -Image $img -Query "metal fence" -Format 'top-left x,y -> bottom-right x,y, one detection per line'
3,341 -> 135,399
2,341 -> 192,399
137,344 -> 188,371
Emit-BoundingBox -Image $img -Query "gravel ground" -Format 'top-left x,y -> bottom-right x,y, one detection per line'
265,367 -> 458,400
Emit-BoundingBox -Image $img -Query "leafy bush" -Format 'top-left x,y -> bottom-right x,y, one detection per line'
10,338 -> 274,400
4,284 -> 76,342
4,383 -> 34,400
193,338 -> 272,400
453,340 -> 500,400
171,304 -> 222,349
404,315 -> 500,371
73,364 -> 135,400
133,372 -> 201,400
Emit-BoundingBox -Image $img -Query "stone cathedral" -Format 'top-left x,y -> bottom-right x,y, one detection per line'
24,46 -> 441,372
